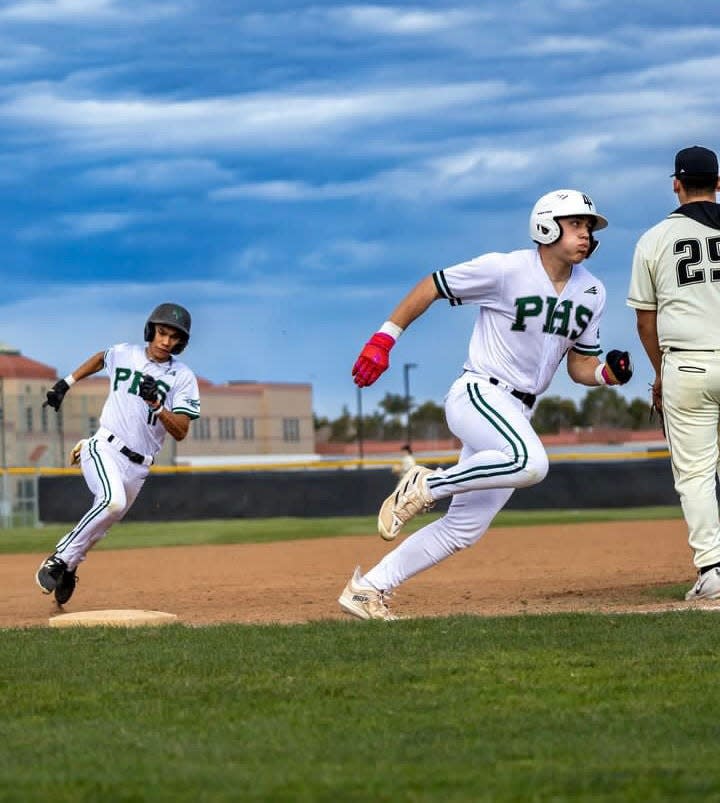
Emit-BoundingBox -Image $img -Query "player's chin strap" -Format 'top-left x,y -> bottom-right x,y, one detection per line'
587,233 -> 599,257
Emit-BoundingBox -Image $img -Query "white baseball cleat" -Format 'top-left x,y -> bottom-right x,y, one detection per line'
378,466 -> 435,541
338,567 -> 398,621
685,567 -> 720,601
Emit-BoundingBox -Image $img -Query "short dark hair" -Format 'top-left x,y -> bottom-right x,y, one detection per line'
678,174 -> 718,194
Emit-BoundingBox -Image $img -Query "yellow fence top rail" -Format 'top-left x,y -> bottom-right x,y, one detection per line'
0,448 -> 671,476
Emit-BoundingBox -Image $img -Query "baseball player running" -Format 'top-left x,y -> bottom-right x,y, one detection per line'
339,189 -> 633,620
36,303 -> 200,606
627,145 -> 720,601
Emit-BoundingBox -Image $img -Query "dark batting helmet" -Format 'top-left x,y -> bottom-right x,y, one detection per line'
144,303 -> 192,354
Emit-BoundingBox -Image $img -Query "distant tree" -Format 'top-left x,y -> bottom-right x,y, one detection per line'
329,405 -> 354,442
378,393 -> 409,420
578,387 -> 632,428
627,396 -> 655,430
358,412 -> 386,440
314,414 -> 329,431
411,400 -> 452,440
531,396 -> 579,434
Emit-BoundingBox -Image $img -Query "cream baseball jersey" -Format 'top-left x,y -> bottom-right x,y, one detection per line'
99,343 -> 200,455
433,248 -> 606,394
627,203 -> 720,349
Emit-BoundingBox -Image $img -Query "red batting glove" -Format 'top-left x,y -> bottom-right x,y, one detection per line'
352,332 -> 396,387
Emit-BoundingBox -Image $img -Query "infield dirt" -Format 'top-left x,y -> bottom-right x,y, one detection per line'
2,519 -> 703,628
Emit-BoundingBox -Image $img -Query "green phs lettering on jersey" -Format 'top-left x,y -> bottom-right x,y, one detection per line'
112,367 -> 170,404
513,295 -> 593,339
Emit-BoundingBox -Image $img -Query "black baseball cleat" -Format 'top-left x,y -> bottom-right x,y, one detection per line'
36,555 -> 68,594
54,567 -> 78,606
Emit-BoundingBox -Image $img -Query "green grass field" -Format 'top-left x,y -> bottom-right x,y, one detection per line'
4,505 -> 712,803
0,505 -> 683,554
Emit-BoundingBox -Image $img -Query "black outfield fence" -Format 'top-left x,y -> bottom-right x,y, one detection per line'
37,457 -> 677,523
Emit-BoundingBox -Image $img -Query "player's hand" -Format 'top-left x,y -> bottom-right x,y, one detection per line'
138,373 -> 160,406
649,378 -> 664,436
603,350 -> 633,385
352,332 -> 396,387
44,379 -> 70,411
68,439 -> 87,466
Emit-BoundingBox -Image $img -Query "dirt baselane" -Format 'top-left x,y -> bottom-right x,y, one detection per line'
3,519 -> 698,628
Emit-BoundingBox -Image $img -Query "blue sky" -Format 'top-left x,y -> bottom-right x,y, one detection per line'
1,1 -> 719,419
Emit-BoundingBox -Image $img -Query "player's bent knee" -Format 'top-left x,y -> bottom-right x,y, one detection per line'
105,498 -> 127,517
521,455 -> 549,487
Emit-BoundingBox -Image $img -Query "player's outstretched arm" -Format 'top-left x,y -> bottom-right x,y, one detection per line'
43,350 -> 105,410
352,276 -> 441,388
567,349 -> 633,387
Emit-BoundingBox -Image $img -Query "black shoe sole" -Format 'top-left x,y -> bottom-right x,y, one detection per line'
36,573 -> 57,594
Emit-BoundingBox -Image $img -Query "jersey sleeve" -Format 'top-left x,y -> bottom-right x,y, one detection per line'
432,253 -> 505,306
171,368 -> 201,419
102,344 -> 124,374
571,283 -> 606,357
626,236 -> 657,310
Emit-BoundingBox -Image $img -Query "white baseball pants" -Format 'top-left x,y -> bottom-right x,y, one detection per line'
365,373 -> 548,591
662,350 -> 720,570
54,436 -> 150,571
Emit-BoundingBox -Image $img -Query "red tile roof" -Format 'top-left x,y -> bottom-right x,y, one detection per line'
0,352 -> 57,379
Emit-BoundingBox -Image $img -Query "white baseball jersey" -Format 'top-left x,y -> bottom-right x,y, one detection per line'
100,343 -> 200,456
626,202 -> 720,348
433,248 -> 606,394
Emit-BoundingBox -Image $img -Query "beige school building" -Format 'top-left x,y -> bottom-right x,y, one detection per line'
0,345 -> 314,468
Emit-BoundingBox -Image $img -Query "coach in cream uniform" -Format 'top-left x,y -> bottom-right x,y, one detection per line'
627,145 -> 720,601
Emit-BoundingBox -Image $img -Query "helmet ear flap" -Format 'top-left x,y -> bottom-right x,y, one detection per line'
530,215 -> 562,245
144,322 -> 155,343
170,337 -> 188,355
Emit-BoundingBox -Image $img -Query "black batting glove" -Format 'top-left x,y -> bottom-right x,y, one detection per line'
606,350 -> 633,385
44,379 -> 70,411
138,373 -> 160,406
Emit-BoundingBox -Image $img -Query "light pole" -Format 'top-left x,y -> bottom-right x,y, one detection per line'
403,362 -> 417,447
356,385 -> 364,466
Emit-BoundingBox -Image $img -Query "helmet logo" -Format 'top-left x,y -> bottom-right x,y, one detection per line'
582,194 -> 594,210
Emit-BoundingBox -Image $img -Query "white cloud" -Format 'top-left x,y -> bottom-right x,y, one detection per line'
60,211 -> 137,236
300,239 -> 385,273
84,158 -> 233,190
526,35 -> 615,55
1,0 -> 120,20
19,211 -> 138,239
0,80 -> 511,151
210,178 -> 368,202
0,0 -> 180,22
331,5 -> 486,35
0,40 -> 47,71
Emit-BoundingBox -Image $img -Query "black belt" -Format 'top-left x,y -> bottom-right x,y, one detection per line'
489,377 -> 536,409
107,434 -> 148,465
668,348 -> 715,352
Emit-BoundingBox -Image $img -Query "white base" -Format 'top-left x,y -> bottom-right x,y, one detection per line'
49,609 -> 179,628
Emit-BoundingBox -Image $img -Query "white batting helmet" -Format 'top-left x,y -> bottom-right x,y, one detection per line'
529,189 -> 608,247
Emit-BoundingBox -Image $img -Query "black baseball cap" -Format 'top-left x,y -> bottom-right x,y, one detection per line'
671,145 -> 719,177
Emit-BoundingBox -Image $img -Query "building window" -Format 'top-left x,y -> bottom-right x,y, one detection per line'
192,418 -> 211,440
218,417 -> 236,440
242,417 -> 255,441
87,416 -> 99,437
41,405 -> 49,434
283,417 -> 300,443
26,406 -> 33,434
